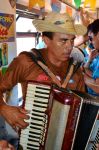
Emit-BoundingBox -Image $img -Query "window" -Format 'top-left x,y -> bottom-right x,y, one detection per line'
16,15 -> 37,54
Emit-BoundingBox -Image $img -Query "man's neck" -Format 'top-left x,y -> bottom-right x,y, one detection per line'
47,52 -> 64,67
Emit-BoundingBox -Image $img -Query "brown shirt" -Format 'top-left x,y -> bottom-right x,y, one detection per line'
0,49 -> 85,101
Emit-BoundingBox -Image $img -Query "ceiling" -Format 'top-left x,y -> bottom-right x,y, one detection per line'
16,0 -> 99,20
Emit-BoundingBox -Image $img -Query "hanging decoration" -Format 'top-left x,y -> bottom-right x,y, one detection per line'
9,0 -> 16,8
28,0 -> 45,15
51,0 -> 61,12
84,0 -> 96,10
74,0 -> 81,8
66,0 -> 72,16
28,0 -> 45,10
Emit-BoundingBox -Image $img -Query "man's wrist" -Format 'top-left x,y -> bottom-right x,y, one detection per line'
0,101 -> 6,113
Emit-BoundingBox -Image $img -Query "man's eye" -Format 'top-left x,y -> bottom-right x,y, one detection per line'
71,39 -> 74,42
61,39 -> 68,43
88,36 -> 93,41
62,40 -> 67,43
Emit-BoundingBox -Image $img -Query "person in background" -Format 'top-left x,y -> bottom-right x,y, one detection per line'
84,19 -> 99,95
83,23 -> 95,62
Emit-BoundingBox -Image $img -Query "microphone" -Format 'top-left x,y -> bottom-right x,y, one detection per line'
70,47 -> 85,63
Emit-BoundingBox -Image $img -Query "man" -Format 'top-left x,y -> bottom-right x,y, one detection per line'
0,12 -> 87,129
84,19 -> 99,95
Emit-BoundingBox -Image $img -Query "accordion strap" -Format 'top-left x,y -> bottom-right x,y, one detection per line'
62,60 -> 77,88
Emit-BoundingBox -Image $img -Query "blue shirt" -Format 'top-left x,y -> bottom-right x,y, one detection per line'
83,43 -> 94,63
87,55 -> 99,96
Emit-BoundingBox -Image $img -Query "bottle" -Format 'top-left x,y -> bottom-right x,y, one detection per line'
1,43 -> 8,66
0,48 -> 2,67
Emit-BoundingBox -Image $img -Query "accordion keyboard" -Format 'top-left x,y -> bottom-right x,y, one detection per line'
19,83 -> 51,150
91,128 -> 99,150
85,112 -> 99,150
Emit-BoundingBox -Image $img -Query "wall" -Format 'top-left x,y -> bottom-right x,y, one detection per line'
0,0 -> 19,142
0,0 -> 18,106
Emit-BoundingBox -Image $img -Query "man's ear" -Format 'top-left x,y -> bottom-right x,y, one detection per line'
97,32 -> 99,40
43,36 -> 51,46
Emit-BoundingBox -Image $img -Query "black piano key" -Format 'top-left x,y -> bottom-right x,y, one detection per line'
27,147 -> 39,150
36,86 -> 50,91
32,113 -> 44,117
29,124 -> 42,130
31,117 -> 43,122
27,138 -> 39,143
35,90 -> 50,95
29,131 -> 41,135
30,126 -> 41,130
29,134 -> 40,139
95,139 -> 98,143
27,143 -> 39,147
30,122 -> 43,127
35,95 -> 49,99
34,100 -> 48,104
33,104 -> 47,108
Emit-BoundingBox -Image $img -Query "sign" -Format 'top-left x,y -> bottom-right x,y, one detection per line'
0,13 -> 15,42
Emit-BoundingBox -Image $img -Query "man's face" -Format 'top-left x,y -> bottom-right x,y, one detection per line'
89,32 -> 99,50
46,32 -> 75,62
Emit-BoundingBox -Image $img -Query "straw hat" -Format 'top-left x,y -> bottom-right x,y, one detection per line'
33,12 -> 87,35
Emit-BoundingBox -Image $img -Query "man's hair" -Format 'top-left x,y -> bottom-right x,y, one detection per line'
42,32 -> 54,40
90,19 -> 99,35
87,23 -> 93,34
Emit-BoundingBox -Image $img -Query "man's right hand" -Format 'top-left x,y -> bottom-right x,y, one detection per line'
0,103 -> 29,130
0,140 -> 15,150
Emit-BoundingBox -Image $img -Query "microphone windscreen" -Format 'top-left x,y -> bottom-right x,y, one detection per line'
70,47 -> 85,63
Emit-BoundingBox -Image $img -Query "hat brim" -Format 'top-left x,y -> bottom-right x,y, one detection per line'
33,19 -> 87,35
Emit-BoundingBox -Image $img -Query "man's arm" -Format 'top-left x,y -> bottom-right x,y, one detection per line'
0,53 -> 30,129
84,74 -> 99,93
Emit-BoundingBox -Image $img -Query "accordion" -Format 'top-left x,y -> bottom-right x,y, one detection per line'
19,81 -> 99,150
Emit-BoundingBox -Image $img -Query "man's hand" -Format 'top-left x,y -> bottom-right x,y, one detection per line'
84,73 -> 94,87
96,144 -> 99,150
89,49 -> 99,60
0,140 -> 15,150
0,103 -> 29,130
